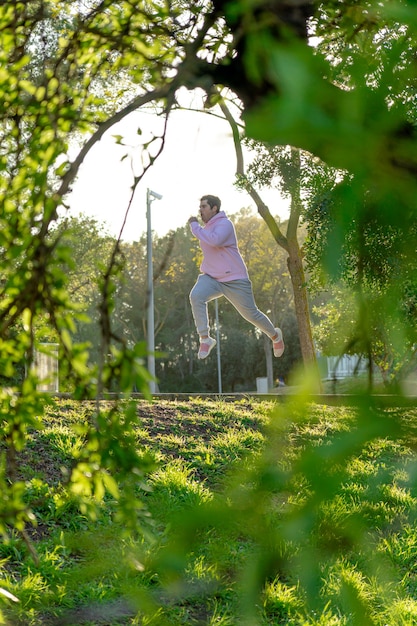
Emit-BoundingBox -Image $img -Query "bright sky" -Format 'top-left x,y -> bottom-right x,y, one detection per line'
67,100 -> 290,240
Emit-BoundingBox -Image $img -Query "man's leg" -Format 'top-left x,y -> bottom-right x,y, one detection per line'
221,279 -> 276,335
189,275 -> 222,359
189,274 -> 222,335
221,279 -> 285,357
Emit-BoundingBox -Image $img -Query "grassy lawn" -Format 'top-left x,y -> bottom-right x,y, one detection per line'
2,396 -> 417,625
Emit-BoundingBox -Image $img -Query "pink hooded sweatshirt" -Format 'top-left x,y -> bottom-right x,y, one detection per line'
189,211 -> 249,282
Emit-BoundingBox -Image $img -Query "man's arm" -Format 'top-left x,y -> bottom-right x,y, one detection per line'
188,219 -> 233,247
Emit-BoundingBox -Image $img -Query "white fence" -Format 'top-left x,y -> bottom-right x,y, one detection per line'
326,354 -> 367,379
34,343 -> 59,392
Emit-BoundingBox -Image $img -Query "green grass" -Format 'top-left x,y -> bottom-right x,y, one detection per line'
2,397 -> 417,625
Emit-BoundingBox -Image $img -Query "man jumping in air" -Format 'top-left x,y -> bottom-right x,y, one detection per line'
188,194 -> 285,360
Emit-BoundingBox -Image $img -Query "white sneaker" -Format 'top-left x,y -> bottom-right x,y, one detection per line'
198,337 -> 217,360
273,328 -> 285,357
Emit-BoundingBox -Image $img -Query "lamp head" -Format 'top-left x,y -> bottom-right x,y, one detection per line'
149,190 -> 162,200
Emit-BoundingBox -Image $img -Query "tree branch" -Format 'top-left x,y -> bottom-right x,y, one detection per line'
216,90 -> 289,251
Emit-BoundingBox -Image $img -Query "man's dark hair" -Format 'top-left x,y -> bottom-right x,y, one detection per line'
201,195 -> 221,212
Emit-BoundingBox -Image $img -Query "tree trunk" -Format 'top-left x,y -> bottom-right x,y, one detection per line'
287,238 -> 321,388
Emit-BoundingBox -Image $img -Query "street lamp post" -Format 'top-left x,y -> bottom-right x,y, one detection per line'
146,188 -> 162,394
214,299 -> 222,393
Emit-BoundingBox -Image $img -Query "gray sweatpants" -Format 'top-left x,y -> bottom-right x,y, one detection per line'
189,274 -> 276,338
